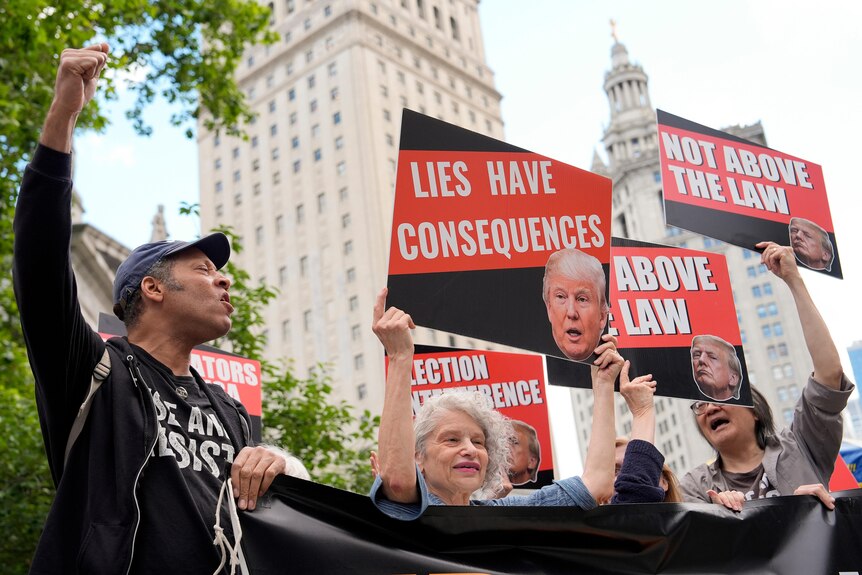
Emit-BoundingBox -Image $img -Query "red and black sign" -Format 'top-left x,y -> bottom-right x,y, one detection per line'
657,109 -> 841,278
548,238 -> 752,406
397,345 -> 554,488
386,110 -> 613,364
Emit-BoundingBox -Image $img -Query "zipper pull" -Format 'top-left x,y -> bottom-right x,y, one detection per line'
126,354 -> 140,387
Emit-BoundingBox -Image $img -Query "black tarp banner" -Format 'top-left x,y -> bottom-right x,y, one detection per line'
239,476 -> 862,574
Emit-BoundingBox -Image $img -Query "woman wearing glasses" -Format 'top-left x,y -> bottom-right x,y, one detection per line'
680,242 -> 854,510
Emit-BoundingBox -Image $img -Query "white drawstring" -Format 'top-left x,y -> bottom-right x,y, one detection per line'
212,478 -> 248,575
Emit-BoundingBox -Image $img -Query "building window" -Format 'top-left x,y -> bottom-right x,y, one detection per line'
234,192 -> 242,206
270,124 -> 278,136
304,18 -> 311,30
317,192 -> 326,213
773,322 -> 784,336
351,323 -> 360,340
311,123 -> 320,137
334,136 -> 344,149
281,319 -> 290,339
299,255 -> 309,277
767,302 -> 778,316
752,285 -> 762,298
783,363 -> 794,378
341,212 -> 351,228
337,161 -> 346,175
333,111 -> 341,124
767,345 -> 777,360
354,354 -> 364,370
778,342 -> 788,356
288,88 -> 296,101
346,267 -> 356,283
349,295 -> 359,311
233,170 -> 241,182
305,50 -> 313,63
289,112 -> 297,125
296,203 -> 305,223
252,159 -> 260,171
328,62 -> 337,76
292,136 -> 299,149
293,160 -> 301,173
268,100 -> 276,113
272,147 -> 279,160
308,75 -> 316,88
383,109 -> 391,121
214,158 -> 222,170
232,147 -> 240,158
339,187 -> 348,201
343,240 -> 353,255
215,181 -> 223,192
310,99 -> 318,113
275,214 -> 284,234
314,148 -> 322,162
273,171 -> 281,184
330,87 -> 339,100
357,383 -> 367,400
253,183 -> 261,195
385,133 -> 394,146
324,4 -> 331,17
303,309 -> 312,332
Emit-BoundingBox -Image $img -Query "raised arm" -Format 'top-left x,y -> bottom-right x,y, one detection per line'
619,361 -> 656,445
41,44 -> 109,152
13,45 -> 110,484
756,242 -> 843,389
372,288 -> 420,503
580,334 -> 623,504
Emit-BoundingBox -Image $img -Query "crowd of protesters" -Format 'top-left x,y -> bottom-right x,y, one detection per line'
12,42 -> 855,573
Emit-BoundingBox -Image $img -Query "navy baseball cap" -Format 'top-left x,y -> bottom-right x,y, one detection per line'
112,233 -> 231,320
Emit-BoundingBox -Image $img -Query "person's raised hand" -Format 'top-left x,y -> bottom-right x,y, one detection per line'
619,361 -> 656,418
756,241 -> 800,284
372,287 -> 415,359
593,333 -> 623,386
53,44 -> 110,117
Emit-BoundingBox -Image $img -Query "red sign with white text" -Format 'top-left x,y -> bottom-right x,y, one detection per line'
394,345 -> 555,488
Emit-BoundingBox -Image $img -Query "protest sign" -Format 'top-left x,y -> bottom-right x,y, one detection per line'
547,238 -> 751,405
400,345 -> 554,488
386,110 -> 613,365
657,109 -> 841,278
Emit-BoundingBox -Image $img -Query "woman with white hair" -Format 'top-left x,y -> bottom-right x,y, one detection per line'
369,288 -> 621,520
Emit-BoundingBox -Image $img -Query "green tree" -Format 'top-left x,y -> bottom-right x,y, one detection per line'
0,2 -> 274,571
201,220 -> 379,494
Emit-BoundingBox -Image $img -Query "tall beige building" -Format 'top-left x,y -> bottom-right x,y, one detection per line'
197,0 -> 504,412
574,39 -> 815,476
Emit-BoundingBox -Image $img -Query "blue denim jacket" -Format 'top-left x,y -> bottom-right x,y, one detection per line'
370,464 -> 597,521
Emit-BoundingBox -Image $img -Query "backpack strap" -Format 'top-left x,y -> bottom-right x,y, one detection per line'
64,347 -> 112,467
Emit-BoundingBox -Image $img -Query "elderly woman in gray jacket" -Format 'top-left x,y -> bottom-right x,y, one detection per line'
680,242 -> 854,511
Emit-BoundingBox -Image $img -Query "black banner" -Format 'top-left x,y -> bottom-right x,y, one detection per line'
240,476 -> 862,574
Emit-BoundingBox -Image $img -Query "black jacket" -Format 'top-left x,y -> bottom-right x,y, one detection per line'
14,145 -> 252,574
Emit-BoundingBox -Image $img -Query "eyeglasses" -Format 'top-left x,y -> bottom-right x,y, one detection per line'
689,401 -> 716,415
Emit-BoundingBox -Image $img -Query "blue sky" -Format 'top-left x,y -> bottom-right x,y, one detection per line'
72,1 -> 862,472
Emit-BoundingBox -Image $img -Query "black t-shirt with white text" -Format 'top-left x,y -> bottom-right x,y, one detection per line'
129,346 -> 246,574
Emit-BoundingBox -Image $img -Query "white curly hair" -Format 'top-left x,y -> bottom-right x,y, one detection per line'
413,391 -> 515,500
